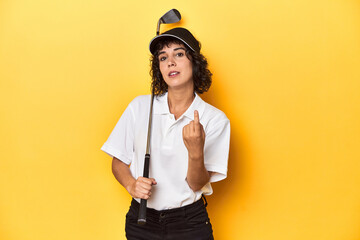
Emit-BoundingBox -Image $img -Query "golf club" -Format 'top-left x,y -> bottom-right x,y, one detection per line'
137,9 -> 182,225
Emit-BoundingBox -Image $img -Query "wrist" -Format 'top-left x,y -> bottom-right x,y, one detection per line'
188,152 -> 204,161
125,178 -> 136,195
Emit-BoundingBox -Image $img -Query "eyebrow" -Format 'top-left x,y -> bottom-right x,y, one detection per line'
174,47 -> 186,51
158,47 -> 186,56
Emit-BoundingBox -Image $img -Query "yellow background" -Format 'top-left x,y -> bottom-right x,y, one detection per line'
1,0 -> 360,239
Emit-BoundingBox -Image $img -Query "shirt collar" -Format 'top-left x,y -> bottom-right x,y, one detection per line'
153,92 -> 205,120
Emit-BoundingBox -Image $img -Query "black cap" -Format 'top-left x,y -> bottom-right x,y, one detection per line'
149,27 -> 200,55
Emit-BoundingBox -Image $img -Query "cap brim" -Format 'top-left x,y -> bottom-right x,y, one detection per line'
149,34 -> 196,55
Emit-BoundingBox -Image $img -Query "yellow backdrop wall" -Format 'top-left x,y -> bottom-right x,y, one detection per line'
1,0 -> 360,239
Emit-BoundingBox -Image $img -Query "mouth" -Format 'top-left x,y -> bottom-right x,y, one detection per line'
168,71 -> 180,77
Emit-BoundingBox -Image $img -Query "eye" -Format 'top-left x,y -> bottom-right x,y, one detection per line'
176,52 -> 184,57
159,56 -> 167,61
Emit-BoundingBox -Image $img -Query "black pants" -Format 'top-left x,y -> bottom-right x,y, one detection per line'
125,197 -> 214,240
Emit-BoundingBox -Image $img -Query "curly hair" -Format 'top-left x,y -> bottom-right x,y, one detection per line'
150,37 -> 212,96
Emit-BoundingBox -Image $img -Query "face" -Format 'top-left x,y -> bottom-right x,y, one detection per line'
158,43 -> 193,91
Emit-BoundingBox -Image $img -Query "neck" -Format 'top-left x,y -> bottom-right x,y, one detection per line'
167,88 -> 195,120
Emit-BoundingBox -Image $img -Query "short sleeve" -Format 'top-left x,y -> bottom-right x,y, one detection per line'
101,103 -> 135,165
204,119 -> 230,183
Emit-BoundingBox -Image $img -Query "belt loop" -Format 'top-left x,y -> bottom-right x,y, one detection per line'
201,194 -> 208,207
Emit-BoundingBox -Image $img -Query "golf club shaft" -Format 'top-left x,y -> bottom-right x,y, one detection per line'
137,93 -> 154,225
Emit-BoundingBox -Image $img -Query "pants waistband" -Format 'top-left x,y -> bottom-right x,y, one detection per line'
130,196 -> 207,218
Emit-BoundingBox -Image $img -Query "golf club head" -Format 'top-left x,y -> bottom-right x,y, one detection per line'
156,9 -> 181,35
161,9 -> 181,24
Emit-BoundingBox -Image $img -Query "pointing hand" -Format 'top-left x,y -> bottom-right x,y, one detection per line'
182,110 -> 205,159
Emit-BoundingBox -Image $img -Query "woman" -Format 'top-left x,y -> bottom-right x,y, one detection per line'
101,27 -> 230,239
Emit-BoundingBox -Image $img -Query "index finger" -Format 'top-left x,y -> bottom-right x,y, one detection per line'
139,177 -> 154,185
194,110 -> 199,124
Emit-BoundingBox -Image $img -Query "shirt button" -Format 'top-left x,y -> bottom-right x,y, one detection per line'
160,212 -> 166,218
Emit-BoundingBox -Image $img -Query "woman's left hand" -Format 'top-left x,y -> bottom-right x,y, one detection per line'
182,110 -> 205,159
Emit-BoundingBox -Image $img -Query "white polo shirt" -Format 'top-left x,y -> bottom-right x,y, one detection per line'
101,92 -> 230,210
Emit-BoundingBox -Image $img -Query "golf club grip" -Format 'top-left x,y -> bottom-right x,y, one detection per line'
137,198 -> 147,225
137,154 -> 150,224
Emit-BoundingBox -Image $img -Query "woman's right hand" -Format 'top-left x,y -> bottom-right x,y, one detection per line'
127,177 -> 157,199
111,157 -> 157,200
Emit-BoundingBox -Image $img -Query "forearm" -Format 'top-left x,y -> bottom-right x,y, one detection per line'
186,154 -> 210,191
112,157 -> 136,193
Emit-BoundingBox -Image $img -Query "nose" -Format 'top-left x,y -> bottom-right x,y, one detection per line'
167,56 -> 176,67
